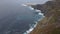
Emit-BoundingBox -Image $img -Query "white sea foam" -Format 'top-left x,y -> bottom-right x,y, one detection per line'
38,13 -> 42,15
21,4 -> 27,6
35,10 -> 41,12
34,21 -> 37,27
23,28 -> 34,34
23,21 -> 37,34
23,5 -> 44,34
28,6 -> 34,10
23,18 -> 43,34
26,27 -> 34,33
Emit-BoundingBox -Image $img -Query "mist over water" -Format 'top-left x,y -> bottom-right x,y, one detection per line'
0,0 -> 48,34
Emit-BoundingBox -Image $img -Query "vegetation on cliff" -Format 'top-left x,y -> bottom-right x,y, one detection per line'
30,0 -> 60,34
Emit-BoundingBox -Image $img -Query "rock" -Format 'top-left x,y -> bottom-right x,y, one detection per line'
31,1 -> 55,16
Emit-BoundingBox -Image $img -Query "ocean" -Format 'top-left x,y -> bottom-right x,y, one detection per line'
0,0 -> 48,34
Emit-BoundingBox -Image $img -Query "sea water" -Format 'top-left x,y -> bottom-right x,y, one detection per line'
0,0 -> 48,34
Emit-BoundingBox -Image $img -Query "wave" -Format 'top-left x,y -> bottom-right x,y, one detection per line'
21,4 -> 27,6
35,10 -> 41,12
22,4 -> 44,34
38,13 -> 44,16
23,17 -> 44,34
23,21 -> 37,34
28,6 -> 34,10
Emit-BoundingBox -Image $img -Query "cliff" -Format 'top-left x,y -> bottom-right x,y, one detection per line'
30,0 -> 60,34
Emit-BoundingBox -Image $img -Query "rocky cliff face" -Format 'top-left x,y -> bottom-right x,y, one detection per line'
30,0 -> 60,34
31,1 -> 55,16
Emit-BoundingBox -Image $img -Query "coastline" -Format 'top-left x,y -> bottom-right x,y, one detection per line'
22,4 -> 45,34
21,0 -> 60,34
30,0 -> 60,34
30,13 -> 55,34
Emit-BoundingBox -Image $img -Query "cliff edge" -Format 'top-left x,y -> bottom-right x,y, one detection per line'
30,0 -> 60,34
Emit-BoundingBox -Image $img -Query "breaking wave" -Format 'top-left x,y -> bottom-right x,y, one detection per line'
23,21 -> 37,34
22,4 -> 45,34
21,4 -> 27,6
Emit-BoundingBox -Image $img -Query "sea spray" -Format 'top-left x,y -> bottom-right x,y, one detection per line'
23,16 -> 44,34
21,4 -> 27,6
23,21 -> 37,34
35,10 -> 41,12
22,4 -> 44,34
28,6 -> 34,10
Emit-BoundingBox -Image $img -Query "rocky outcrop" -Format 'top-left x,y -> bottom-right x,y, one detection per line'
31,1 -> 55,16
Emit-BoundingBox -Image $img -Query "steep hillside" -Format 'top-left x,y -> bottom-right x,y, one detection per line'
30,0 -> 60,34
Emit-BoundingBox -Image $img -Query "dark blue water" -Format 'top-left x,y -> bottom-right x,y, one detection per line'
0,0 -> 48,34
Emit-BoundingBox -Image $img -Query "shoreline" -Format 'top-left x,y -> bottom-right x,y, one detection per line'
30,0 -> 60,34
22,0 -> 60,34
22,4 -> 45,34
